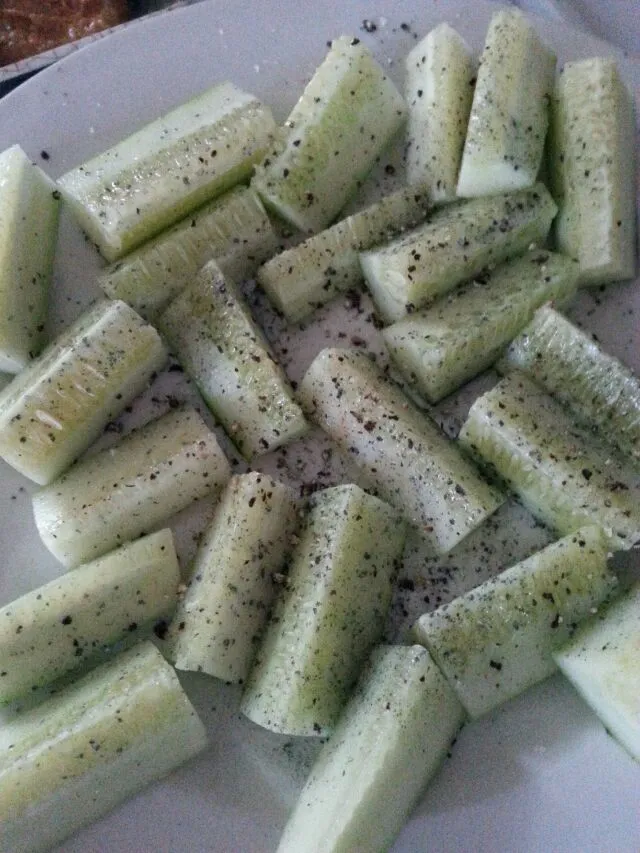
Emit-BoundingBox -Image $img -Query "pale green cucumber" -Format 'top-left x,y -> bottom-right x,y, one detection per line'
0,299 -> 167,486
158,261 -> 307,459
298,348 -> 504,554
32,406 -> 231,568
413,525 -> 616,718
551,58 -> 636,285
383,250 -> 579,403
251,35 -> 406,233
554,581 -> 640,763
58,83 -> 276,261
240,484 -> 405,736
0,145 -> 60,373
360,183 -> 557,322
0,529 -> 178,706
0,642 -> 207,853
459,372 -> 640,550
276,645 -> 465,853
257,186 -> 431,323
405,23 -> 474,201
502,305 -> 640,466
168,472 -> 299,684
456,9 -> 556,197
98,186 -> 278,321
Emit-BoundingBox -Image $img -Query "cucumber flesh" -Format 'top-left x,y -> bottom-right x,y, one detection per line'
257,186 -> 431,323
554,581 -> 640,763
158,261 -> 308,460
360,183 -> 557,322
252,35 -> 406,234
240,484 -> 406,737
383,250 -> 579,403
168,472 -> 299,684
551,57 -> 636,285
0,145 -> 60,374
0,299 -> 167,486
459,372 -> 640,550
58,83 -> 276,261
276,645 -> 465,853
0,642 -> 207,853
98,187 -> 278,322
456,9 -> 556,197
32,406 -> 231,568
413,525 -> 616,718
0,529 -> 179,706
405,23 -> 474,201
298,347 -> 504,554
502,305 -> 640,467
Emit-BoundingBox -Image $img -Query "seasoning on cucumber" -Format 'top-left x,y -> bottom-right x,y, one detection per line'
0,144 -> 60,374
58,83 -> 277,261
158,260 -> 308,460
241,484 -> 405,737
0,299 -> 167,486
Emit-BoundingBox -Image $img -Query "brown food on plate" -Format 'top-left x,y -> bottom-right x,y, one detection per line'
0,0 -> 129,65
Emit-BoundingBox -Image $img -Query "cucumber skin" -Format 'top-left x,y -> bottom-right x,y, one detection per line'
0,642 -> 207,853
413,525 -> 616,718
551,58 -> 636,285
459,372 -> 640,550
58,84 -> 276,261
277,645 -> 465,853
0,529 -> 179,706
553,582 -> 640,763
252,36 -> 407,234
360,183 -> 557,323
298,347 -> 504,555
456,9 -> 556,197
32,406 -> 231,568
405,24 -> 474,201
383,250 -> 580,403
0,145 -> 60,374
159,261 -> 308,460
257,186 -> 431,323
502,305 -> 640,467
168,472 -> 299,683
240,484 -> 406,737
0,299 -> 167,486
98,187 -> 278,322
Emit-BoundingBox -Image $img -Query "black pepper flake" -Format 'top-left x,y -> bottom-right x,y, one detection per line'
581,468 -> 592,481
40,150 -> 50,160
153,619 -> 169,640
489,660 -> 502,671
361,19 -> 377,32
61,615 -> 73,625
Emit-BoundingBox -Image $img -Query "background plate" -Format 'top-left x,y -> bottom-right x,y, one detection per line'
0,1 -> 638,851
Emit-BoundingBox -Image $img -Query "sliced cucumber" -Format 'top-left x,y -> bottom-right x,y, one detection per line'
0,641 -> 207,853
502,305 -> 640,467
458,372 -> 640,550
414,525 -> 616,718
58,83 -> 276,261
276,645 -> 465,853
158,261 -> 308,460
240,484 -> 405,737
252,35 -> 406,233
0,145 -> 60,374
383,250 -> 579,403
405,23 -> 474,201
456,9 -> 556,197
98,187 -> 278,322
168,472 -> 299,684
554,581 -> 640,763
0,529 -> 179,706
32,406 -> 231,568
257,186 -> 431,323
360,183 -> 557,322
298,348 -> 504,554
0,299 -> 167,486
550,57 -> 636,285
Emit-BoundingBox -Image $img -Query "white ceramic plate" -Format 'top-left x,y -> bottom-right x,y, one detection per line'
0,1 -> 638,851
